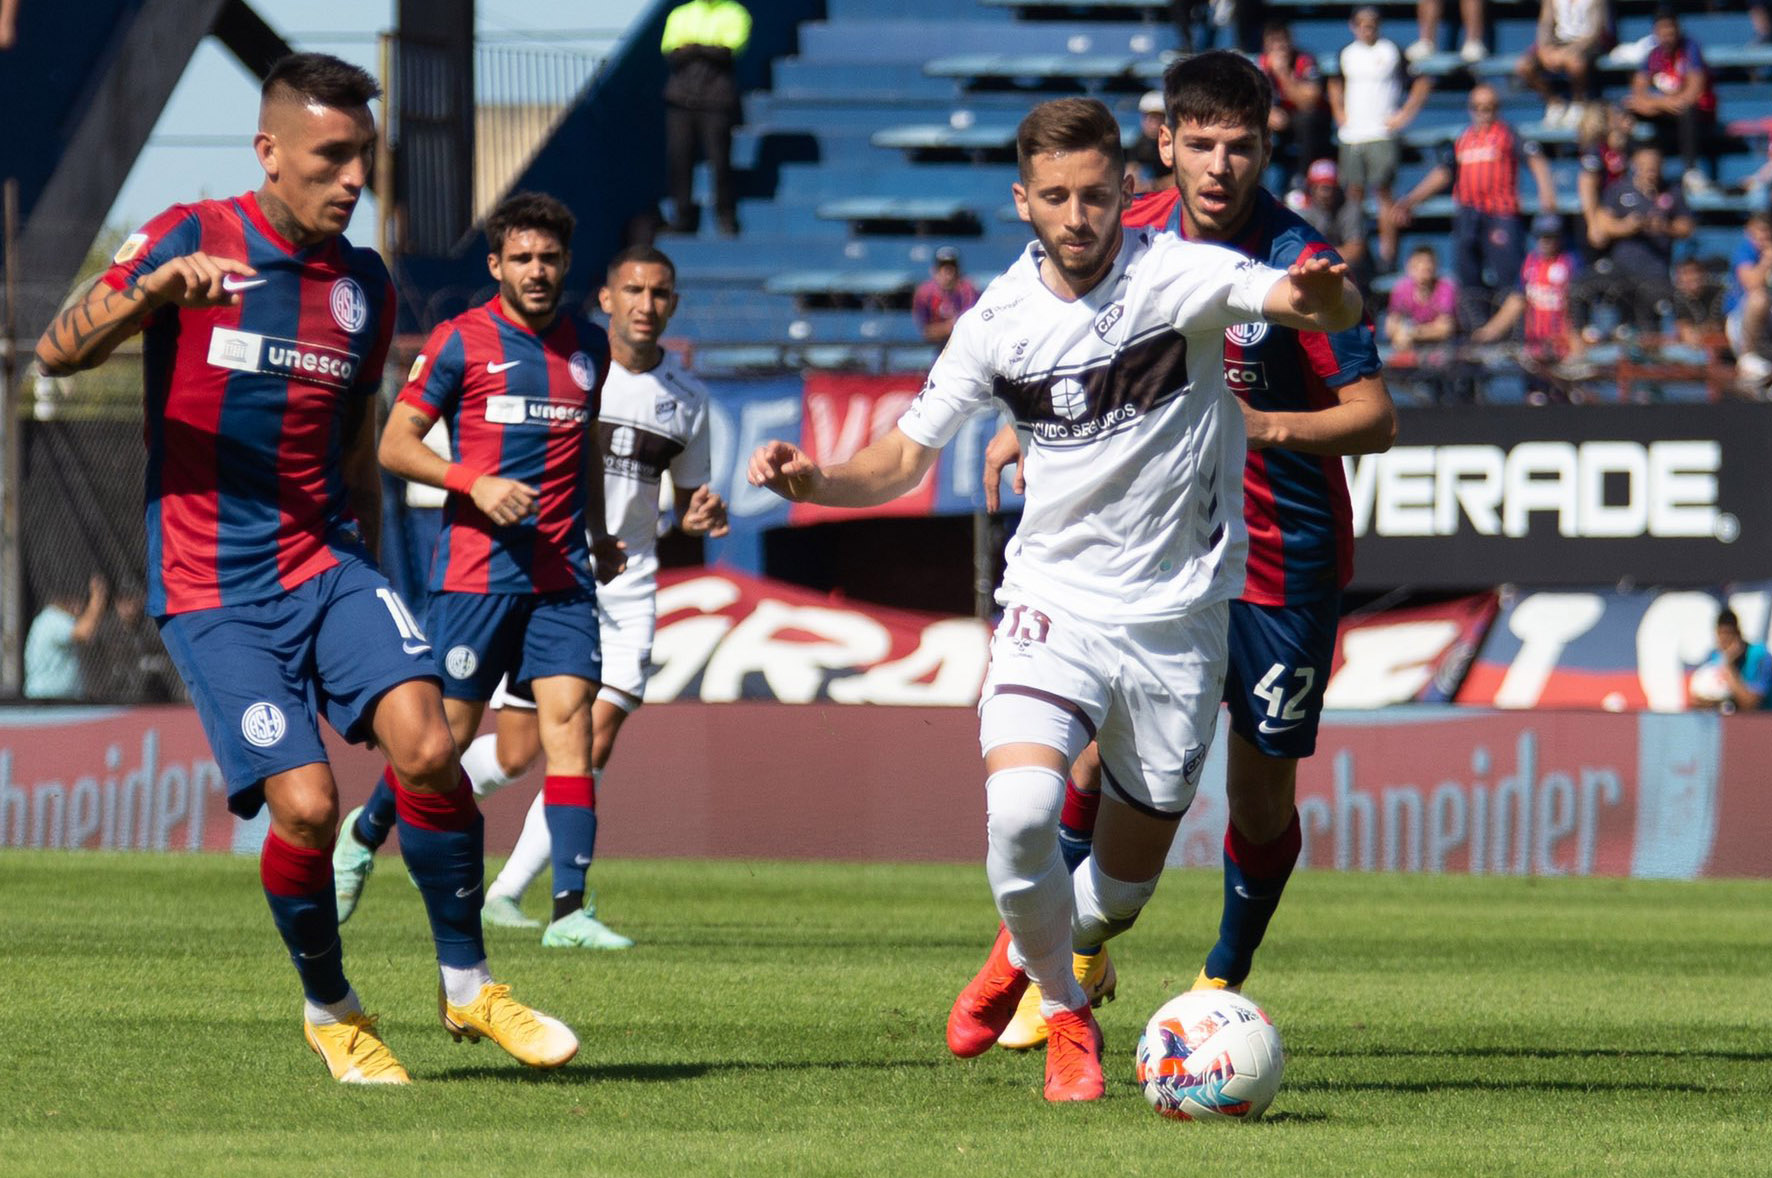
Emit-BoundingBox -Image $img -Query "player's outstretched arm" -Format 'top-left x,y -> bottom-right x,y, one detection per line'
35,252 -> 257,375
981,424 -> 1025,513
675,484 -> 730,538
1240,373 -> 1397,456
747,427 -> 937,508
1262,254 -> 1363,334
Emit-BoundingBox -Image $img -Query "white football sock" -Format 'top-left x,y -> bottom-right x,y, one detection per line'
304,986 -> 361,1027
461,733 -> 516,800
985,766 -> 1086,1012
1071,854 -> 1161,949
487,790 -> 551,903
440,960 -> 494,1007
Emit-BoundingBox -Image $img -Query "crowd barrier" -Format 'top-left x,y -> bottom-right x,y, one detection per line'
1,702 -> 1765,880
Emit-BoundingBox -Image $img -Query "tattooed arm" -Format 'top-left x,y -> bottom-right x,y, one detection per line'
35,252 -> 257,375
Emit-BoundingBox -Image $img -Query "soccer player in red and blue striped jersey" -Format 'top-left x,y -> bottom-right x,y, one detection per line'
984,53 -> 1398,1046
335,192 -> 627,951
35,54 -> 577,1084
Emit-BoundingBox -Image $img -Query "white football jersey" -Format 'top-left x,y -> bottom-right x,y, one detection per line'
898,230 -> 1284,622
597,350 -> 712,585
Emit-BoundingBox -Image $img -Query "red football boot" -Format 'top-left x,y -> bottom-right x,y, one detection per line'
1043,1004 -> 1105,1102
946,925 -> 1029,1058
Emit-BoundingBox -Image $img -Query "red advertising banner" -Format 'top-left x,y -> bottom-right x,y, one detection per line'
6,702 -> 1769,880
648,567 -> 990,706
1324,593 -> 1498,708
786,372 -> 938,525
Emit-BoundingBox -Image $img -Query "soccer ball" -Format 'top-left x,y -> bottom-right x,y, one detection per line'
1134,989 -> 1284,1121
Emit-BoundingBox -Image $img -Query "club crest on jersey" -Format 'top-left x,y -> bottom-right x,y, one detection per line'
330,278 -> 369,333
408,354 -> 426,383
569,351 -> 596,391
655,396 -> 677,422
1226,322 -> 1268,347
241,702 -> 287,749
1093,303 -> 1125,341
1050,377 -> 1088,421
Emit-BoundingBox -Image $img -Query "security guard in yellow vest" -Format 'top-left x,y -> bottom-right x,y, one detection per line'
661,0 -> 751,236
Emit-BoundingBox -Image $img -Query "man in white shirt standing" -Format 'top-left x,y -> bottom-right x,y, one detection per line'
1330,5 -> 1432,272
747,96 -> 1361,1103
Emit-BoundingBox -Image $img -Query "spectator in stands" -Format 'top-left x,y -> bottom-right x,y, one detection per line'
1258,21 -> 1329,193
1172,0 -> 1265,54
1726,213 -> 1772,390
1330,6 -> 1432,274
661,0 -> 751,237
1473,214 -> 1582,355
1128,91 -> 1173,193
912,247 -> 980,345
1669,258 -> 1724,352
1622,8 -> 1718,198
1385,245 -> 1457,350
1473,214 -> 1586,401
1298,159 -> 1371,290
82,579 -> 181,704
1687,608 -> 1772,713
23,574 -> 105,701
1587,144 -> 1692,335
1516,0 -> 1614,130
1406,0 -> 1487,64
1576,104 -> 1633,251
1392,83 -> 1556,328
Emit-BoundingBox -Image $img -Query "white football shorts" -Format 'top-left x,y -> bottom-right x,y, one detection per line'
978,592 -> 1228,817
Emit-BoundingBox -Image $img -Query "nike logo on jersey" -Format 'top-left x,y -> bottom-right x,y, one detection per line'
1258,720 -> 1301,734
221,275 -> 269,292
486,360 -> 522,374
402,641 -> 432,656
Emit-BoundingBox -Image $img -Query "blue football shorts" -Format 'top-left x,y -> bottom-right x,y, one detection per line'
423,586 -> 602,701
157,556 -> 436,818
1221,595 -> 1341,761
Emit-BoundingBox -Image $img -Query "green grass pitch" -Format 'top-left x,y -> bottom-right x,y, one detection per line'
2,851 -> 1769,1176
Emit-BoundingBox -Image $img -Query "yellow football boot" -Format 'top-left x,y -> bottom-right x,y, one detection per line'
439,983 -> 579,1069
303,1012 -> 411,1085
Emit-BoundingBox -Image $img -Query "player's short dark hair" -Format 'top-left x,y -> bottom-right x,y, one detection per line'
1016,97 -> 1124,182
485,191 -> 576,254
1718,608 -> 1741,631
1409,244 -> 1438,262
605,244 -> 677,283
261,53 -> 381,110
1161,50 -> 1273,138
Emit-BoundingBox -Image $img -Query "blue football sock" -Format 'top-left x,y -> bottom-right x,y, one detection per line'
392,773 -> 487,969
544,774 -> 596,921
1204,811 -> 1302,986
352,777 -> 398,851
261,831 -> 350,1005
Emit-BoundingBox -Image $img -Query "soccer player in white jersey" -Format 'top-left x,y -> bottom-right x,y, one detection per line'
747,97 -> 1361,1102
460,245 -> 728,943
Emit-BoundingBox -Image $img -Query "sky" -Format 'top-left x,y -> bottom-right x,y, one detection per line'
107,0 -> 653,238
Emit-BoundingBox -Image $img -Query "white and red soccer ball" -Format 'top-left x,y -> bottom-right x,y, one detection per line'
1134,989 -> 1285,1121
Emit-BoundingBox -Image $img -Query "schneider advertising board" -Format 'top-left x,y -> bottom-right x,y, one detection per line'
1345,403 -> 1772,588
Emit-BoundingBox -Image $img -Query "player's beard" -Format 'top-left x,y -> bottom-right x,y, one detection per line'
504,279 -> 563,320
1041,225 -> 1120,290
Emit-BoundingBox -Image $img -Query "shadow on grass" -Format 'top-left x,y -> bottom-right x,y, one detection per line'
432,1058 -> 948,1083
1319,1045 -> 1772,1064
